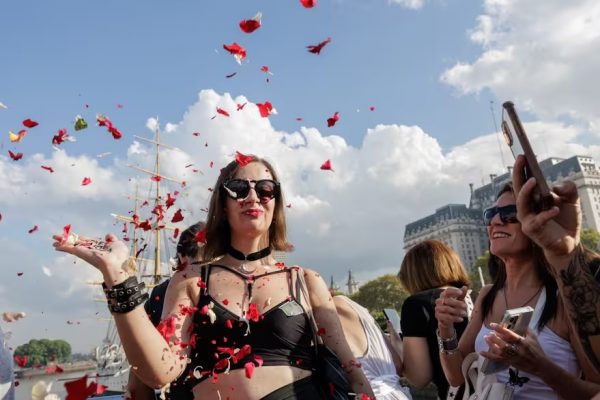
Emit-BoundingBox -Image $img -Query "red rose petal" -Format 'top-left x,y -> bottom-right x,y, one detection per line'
327,112 -> 339,127
300,0 -> 317,8
81,177 -> 92,186
235,151 -> 255,167
320,159 -> 334,171
8,150 -> 23,161
22,118 -> 39,128
307,37 -> 331,54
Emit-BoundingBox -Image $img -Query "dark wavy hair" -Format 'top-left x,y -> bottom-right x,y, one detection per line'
480,183 -> 558,330
201,156 -> 293,261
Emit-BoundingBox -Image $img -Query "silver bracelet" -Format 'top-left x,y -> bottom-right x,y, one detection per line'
437,328 -> 458,354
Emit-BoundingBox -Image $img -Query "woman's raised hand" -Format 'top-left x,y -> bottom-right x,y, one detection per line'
435,286 -> 469,335
512,155 -> 581,259
52,233 -> 131,286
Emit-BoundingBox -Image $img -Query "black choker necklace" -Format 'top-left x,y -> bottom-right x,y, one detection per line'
227,245 -> 271,273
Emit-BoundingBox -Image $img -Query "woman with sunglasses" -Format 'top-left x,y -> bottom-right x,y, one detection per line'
434,183 -> 595,399
53,155 -> 373,400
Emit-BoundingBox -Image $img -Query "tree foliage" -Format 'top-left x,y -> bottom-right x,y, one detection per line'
581,228 -> 600,251
469,251 -> 492,301
349,274 -> 409,328
13,339 -> 71,368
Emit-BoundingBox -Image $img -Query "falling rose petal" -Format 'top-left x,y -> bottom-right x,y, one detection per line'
17,272 -> 23,277
369,106 -> 375,111
216,107 -> 230,117
286,203 -> 292,208
239,12 -> 262,34
222,299 -> 229,305
260,66 -> 274,75
300,0 -> 317,8
165,193 -> 176,209
237,102 -> 247,111
117,103 -> 124,109
173,228 -> 180,239
96,114 -> 123,140
194,229 -> 207,244
307,37 -> 331,54
8,151 -> 23,161
52,128 -> 69,146
223,42 -> 247,64
327,112 -> 339,127
28,225 -> 38,234
81,177 -> 92,186
296,117 -> 303,121
235,151 -> 255,167
9,130 -> 27,143
64,375 -> 101,400
22,119 -> 39,128
256,101 -> 274,118
171,209 -> 184,223
209,161 -> 214,168
41,165 -> 54,173
151,175 -> 161,182
14,355 -> 28,367
244,362 -> 255,379
225,72 -> 237,79
192,132 -> 200,136
320,159 -> 334,171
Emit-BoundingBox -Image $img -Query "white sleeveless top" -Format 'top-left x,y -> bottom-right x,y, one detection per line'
0,326 -> 15,400
474,289 -> 580,400
339,297 -> 413,400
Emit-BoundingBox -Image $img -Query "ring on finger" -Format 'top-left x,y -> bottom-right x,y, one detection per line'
506,343 -> 519,357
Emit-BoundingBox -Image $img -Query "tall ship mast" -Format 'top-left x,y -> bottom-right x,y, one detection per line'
95,120 -> 186,394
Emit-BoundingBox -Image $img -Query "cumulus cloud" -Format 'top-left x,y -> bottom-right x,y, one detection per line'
1,89 -> 598,352
441,0 -> 600,132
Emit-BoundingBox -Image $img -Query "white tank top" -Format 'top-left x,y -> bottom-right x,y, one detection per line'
339,297 -> 412,400
474,290 -> 580,400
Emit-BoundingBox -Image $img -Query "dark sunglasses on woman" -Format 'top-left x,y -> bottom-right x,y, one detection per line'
222,179 -> 280,202
483,204 -> 518,226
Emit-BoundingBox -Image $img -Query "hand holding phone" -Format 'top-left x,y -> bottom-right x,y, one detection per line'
480,306 -> 534,375
383,308 -> 402,335
502,101 -> 553,212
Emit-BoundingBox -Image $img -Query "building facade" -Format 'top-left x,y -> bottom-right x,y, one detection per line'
403,155 -> 600,271
403,204 -> 488,272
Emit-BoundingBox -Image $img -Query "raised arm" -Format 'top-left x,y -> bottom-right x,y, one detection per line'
512,155 -> 600,381
304,269 -> 375,398
53,234 -> 188,388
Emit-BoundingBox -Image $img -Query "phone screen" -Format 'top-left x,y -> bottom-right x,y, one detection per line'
383,308 -> 401,334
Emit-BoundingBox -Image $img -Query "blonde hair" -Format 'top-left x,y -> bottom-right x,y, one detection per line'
201,156 -> 293,261
398,240 -> 470,294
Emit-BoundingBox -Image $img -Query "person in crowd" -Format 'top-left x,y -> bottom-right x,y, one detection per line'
54,154 -> 373,400
394,240 -> 471,399
333,295 -> 413,400
126,221 -> 205,400
511,154 -> 600,383
435,182 -> 600,399
1,314 -> 20,400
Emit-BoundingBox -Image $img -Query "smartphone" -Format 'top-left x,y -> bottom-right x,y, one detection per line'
383,308 -> 401,334
501,101 -> 554,212
480,306 -> 534,375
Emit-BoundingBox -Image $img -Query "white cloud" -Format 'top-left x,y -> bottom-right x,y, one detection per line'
441,0 -> 600,132
1,89 -> 598,352
388,0 -> 427,10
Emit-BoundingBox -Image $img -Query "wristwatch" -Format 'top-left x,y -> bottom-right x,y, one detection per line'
437,329 -> 458,354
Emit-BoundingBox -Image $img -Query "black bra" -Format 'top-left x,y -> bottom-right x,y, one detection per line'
181,265 -> 315,385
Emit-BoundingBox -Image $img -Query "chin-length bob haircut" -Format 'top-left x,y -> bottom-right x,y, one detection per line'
398,239 -> 470,294
201,155 -> 293,261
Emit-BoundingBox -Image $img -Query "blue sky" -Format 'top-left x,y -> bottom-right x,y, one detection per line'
1,0 -> 600,354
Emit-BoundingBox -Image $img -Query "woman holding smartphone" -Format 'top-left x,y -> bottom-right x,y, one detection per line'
392,240 -> 471,400
434,183 -> 593,399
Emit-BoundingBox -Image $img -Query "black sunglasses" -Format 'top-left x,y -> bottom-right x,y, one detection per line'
222,179 -> 280,202
483,205 -> 518,226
